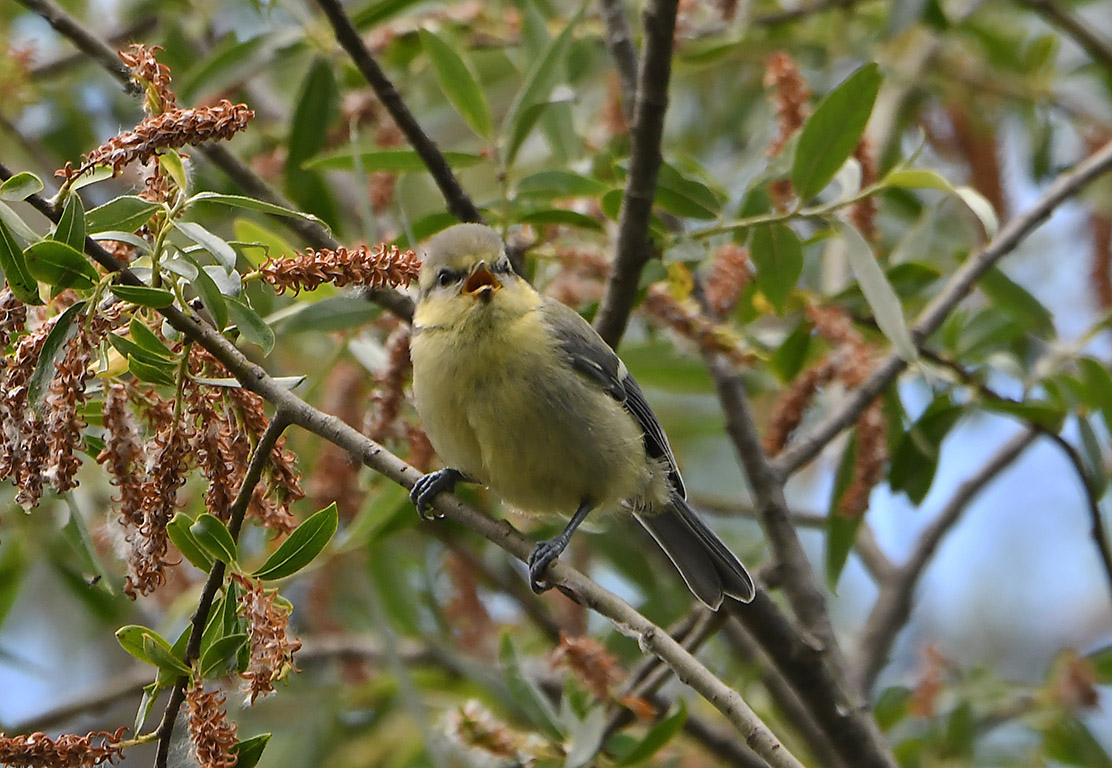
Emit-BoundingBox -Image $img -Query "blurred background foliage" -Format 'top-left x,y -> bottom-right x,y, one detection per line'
2,0 -> 1112,766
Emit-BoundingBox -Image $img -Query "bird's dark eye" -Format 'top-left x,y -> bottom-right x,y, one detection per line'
492,260 -> 511,274
436,268 -> 459,287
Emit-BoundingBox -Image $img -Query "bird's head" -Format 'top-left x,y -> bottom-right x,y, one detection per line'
414,224 -> 536,329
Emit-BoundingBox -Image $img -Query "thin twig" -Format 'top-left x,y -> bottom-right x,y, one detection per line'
8,668 -> 151,733
852,426 -> 1040,695
598,0 -> 639,124
594,0 -> 680,347
772,137 -> 1112,477
152,414 -> 290,768
1021,0 -> 1112,75
2,166 -> 806,768
312,0 -> 482,225
751,0 -> 867,26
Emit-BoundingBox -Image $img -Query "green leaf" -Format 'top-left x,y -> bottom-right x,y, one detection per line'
61,498 -> 115,597
1080,357 -> 1112,434
227,297 -> 275,355
517,208 -> 603,232
167,513 -> 215,572
873,686 -> 911,731
514,170 -> 609,199
199,633 -> 248,678
288,58 -> 339,185
190,193 -> 326,227
419,28 -> 492,139
616,701 -> 687,765
837,219 -> 918,361
190,264 -> 229,331
769,323 -> 813,382
792,63 -> 882,200
889,400 -> 964,504
505,96 -> 574,168
882,169 -> 998,236
143,632 -> 191,676
116,625 -> 158,663
253,503 -> 338,581
1044,716 -> 1112,768
304,148 -> 484,172
0,541 -> 27,630
194,375 -> 306,390
28,301 -> 86,407
1085,644 -> 1112,684
978,266 -> 1053,337
0,213 -> 42,304
232,734 -> 272,768
0,201 -> 39,243
128,356 -> 177,386
979,398 -> 1065,432
499,633 -> 563,740
826,435 -> 862,590
655,163 -> 724,220
272,295 -> 382,334
749,223 -> 802,314
501,4 -> 584,164
0,172 -> 43,201
159,152 -> 189,196
174,220 -> 238,272
130,316 -> 176,359
52,194 -> 86,252
111,283 -> 175,308
85,196 -> 161,234
24,240 -> 99,290
1077,416 -> 1109,498
179,35 -> 271,104
190,513 -> 239,565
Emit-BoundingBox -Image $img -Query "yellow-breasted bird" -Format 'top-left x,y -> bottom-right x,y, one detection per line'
408,224 -> 754,610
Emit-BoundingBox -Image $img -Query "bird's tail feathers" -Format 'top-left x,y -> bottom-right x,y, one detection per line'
636,500 -> 755,610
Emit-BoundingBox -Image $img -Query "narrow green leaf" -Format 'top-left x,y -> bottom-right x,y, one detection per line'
514,170 -> 609,199
199,633 -> 248,677
0,542 -> 26,630
130,316 -> 176,359
419,29 -> 492,139
190,193 -> 326,227
289,58 -> 339,174
159,152 -> 189,196
979,398 -> 1065,432
1080,357 -> 1112,434
111,283 -> 175,308
190,513 -> 238,565
826,435 -> 862,591
28,301 -> 86,406
0,214 -> 42,304
874,686 -> 912,731
499,633 -> 563,740
190,265 -> 229,331
129,357 -> 178,386
143,633 -> 191,676
179,35 -> 271,104
232,734 -> 272,768
91,231 -> 152,254
0,201 -> 39,243
506,96 -> 574,167
1077,416 -> 1109,498
749,223 -> 802,314
52,194 -> 86,252
304,148 -> 483,173
882,168 -> 952,191
134,682 -> 160,734
792,63 -> 882,200
85,196 -> 161,234
655,163 -> 724,220
769,323 -> 813,382
955,186 -> 998,237
0,172 -> 44,202
24,240 -> 99,290
174,221 -> 238,272
979,266 -> 1053,336
889,400 -> 964,504
167,513 -> 215,572
501,5 -> 584,165
1044,716 -> 1112,768
1085,644 -> 1112,684
194,375 -> 306,390
837,219 -> 918,361
517,209 -> 603,232
616,701 -> 687,765
116,625 -> 158,664
227,297 -> 276,355
253,503 -> 338,581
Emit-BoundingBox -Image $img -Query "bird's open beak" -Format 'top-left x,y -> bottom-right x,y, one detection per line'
464,262 -> 501,301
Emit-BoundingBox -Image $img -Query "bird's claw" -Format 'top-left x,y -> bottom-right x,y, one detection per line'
410,468 -> 461,521
527,538 -> 565,593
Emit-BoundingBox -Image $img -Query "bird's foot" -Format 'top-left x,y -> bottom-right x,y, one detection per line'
527,536 -> 569,593
410,468 -> 465,521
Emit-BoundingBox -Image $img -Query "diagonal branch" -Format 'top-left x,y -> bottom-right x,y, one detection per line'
852,426 -> 1039,695
594,0 -> 679,348
3,167 -> 806,768
312,0 -> 482,225
772,137 -> 1112,477
1020,0 -> 1112,75
152,413 -> 291,768
598,0 -> 639,124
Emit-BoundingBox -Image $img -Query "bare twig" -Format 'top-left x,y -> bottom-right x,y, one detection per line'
752,0 -> 867,26
598,0 -> 639,123
8,668 -> 151,733
1021,0 -> 1112,75
2,167 -> 806,768
772,137 -> 1112,476
312,0 -> 483,225
153,414 -> 291,768
852,427 -> 1040,694
594,0 -> 679,347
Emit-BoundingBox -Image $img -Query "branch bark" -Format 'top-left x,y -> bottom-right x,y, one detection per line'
1021,0 -> 1112,75
598,0 -> 639,124
594,0 -> 679,347
772,137 -> 1112,476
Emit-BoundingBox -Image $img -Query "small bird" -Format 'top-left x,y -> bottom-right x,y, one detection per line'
408,224 -> 754,610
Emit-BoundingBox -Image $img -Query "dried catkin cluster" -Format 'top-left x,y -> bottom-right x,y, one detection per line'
703,243 -> 751,318
644,283 -> 752,367
0,728 -> 126,768
259,244 -> 421,295
185,682 -> 238,768
119,44 -> 176,114
550,631 -> 625,703
364,324 -> 412,443
764,304 -> 887,518
443,700 -> 546,764
233,574 -> 302,704
57,100 -> 253,181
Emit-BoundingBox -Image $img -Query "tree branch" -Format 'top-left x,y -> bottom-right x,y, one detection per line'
594,0 -> 679,347
598,0 -> 639,124
1020,0 -> 1112,75
752,0 -> 868,27
772,136 -> 1112,477
312,0 -> 483,225
153,414 -> 291,768
852,426 -> 1040,694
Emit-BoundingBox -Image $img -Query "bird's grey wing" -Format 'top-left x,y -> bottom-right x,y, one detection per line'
540,300 -> 686,498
